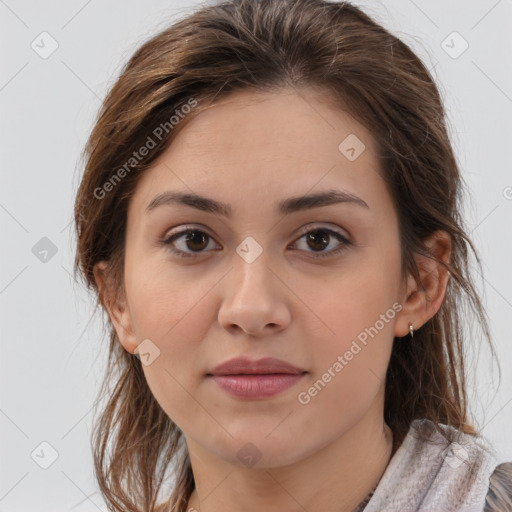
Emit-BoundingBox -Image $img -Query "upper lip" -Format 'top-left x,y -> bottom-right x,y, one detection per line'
208,357 -> 305,376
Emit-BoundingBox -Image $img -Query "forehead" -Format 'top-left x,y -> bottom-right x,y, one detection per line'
129,87 -> 392,222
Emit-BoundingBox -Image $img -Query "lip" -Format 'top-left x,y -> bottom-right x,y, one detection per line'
207,357 -> 307,399
208,356 -> 305,376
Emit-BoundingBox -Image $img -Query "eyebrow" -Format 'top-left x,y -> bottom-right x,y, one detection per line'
145,189 -> 370,217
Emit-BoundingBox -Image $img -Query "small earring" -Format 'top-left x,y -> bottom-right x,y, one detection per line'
409,322 -> 414,339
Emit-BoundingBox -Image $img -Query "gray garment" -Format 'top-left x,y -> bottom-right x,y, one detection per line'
484,461 -> 512,511
363,418 -> 501,512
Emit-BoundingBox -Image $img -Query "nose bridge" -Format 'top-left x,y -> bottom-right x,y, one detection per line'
239,240 -> 271,281
218,235 -> 290,335
231,235 -> 278,302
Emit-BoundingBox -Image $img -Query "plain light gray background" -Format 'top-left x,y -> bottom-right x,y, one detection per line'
1,0 -> 511,509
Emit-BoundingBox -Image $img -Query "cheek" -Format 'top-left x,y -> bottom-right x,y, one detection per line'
295,273 -> 399,432
319,266 -> 399,334
124,262 -> 220,426
305,251 -> 401,376
125,251 -> 214,341
128,281 -> 216,377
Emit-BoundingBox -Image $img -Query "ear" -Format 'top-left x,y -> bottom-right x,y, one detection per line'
394,230 -> 452,338
93,261 -> 138,354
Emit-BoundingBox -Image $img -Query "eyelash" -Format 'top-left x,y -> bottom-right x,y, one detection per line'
160,226 -> 352,260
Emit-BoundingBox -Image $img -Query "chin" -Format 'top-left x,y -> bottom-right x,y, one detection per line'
209,434 -> 313,470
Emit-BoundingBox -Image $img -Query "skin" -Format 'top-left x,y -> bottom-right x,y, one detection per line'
95,87 -> 451,512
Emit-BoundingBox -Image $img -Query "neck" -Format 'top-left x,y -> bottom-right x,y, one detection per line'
185,398 -> 394,512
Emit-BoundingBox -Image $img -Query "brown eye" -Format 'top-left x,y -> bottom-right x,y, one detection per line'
305,230 -> 330,251
162,225 -> 351,260
292,227 -> 351,259
182,231 -> 209,251
163,229 -> 219,258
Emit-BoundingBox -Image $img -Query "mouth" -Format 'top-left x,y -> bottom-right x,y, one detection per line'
206,357 -> 307,399
206,357 -> 308,400
207,373 -> 307,399
208,356 -> 305,376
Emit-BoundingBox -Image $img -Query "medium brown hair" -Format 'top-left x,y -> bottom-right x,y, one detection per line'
73,0 -> 501,510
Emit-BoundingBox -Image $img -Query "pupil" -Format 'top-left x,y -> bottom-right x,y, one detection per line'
307,230 -> 329,251
187,231 -> 207,251
184,230 -> 331,252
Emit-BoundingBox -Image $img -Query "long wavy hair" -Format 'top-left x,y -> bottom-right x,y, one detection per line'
73,0 -> 501,510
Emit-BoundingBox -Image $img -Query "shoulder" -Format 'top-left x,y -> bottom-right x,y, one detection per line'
484,462 -> 512,512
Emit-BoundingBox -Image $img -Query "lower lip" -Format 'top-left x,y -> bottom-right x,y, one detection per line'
209,373 -> 306,399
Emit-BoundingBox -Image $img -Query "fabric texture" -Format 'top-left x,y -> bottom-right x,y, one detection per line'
363,418 -> 500,512
484,462 -> 512,511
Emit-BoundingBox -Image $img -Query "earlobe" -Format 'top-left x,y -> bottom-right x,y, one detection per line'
394,230 -> 452,338
93,261 -> 138,354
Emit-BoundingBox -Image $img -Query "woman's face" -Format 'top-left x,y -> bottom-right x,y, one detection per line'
107,87 -> 412,468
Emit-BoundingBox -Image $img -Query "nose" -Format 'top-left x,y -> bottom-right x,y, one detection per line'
217,250 -> 291,337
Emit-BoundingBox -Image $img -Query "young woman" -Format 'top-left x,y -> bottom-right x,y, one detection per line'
73,1 -> 512,510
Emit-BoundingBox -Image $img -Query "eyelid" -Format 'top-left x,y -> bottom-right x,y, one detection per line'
162,224 -> 217,242
161,223 -> 353,261
162,223 -> 350,246
293,223 -> 350,240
